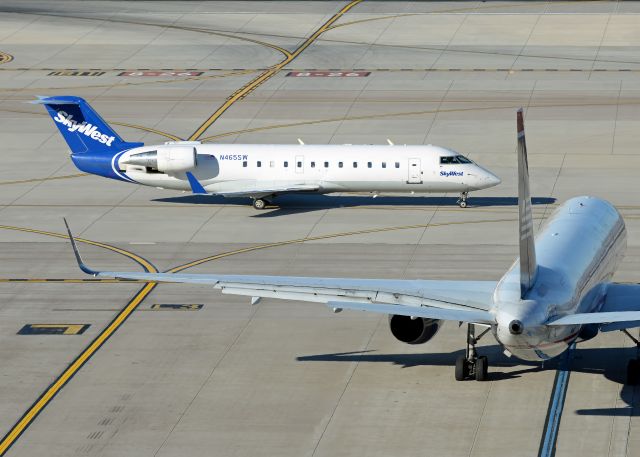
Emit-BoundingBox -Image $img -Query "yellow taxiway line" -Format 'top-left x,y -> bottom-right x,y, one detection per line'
0,225 -> 157,456
187,0 -> 364,141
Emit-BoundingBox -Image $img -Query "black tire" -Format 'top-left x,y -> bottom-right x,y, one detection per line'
455,355 -> 468,381
627,359 -> 640,385
475,356 -> 488,381
253,199 -> 266,210
459,200 -> 468,208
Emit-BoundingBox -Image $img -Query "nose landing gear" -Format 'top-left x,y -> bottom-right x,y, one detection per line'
455,324 -> 490,381
457,191 -> 469,208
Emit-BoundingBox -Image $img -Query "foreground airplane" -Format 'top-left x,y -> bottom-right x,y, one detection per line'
66,109 -> 640,383
36,96 -> 500,209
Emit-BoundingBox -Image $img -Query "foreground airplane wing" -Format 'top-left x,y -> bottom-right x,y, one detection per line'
65,220 -> 495,324
547,283 -> 640,331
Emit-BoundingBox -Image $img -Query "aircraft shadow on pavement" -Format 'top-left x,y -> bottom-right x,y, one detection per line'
297,345 -> 640,414
153,194 -> 556,216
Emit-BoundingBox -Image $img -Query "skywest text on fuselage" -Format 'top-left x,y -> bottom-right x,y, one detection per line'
53,111 -> 115,146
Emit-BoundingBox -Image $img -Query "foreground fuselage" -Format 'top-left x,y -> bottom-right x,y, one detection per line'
106,143 -> 500,195
492,196 -> 626,361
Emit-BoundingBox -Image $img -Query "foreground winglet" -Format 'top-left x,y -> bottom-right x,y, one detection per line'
185,172 -> 207,194
63,218 -> 99,276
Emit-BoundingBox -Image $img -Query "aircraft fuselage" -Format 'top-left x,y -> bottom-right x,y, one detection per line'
493,196 -> 626,361
111,143 -> 501,195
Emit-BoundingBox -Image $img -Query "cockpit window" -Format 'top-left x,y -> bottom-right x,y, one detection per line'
440,155 -> 472,165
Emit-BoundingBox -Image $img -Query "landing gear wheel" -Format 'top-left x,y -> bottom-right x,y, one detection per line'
627,359 -> 640,385
455,355 -> 469,381
252,198 -> 267,210
475,356 -> 488,381
457,191 -> 469,208
454,324 -> 490,381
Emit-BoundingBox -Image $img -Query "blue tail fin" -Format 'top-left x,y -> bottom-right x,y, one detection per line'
33,96 -> 142,155
34,96 -> 143,182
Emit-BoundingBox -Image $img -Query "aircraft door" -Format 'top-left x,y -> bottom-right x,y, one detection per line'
295,155 -> 304,174
407,158 -> 422,184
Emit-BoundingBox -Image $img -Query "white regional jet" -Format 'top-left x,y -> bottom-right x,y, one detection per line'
65,109 -> 640,383
36,96 -> 500,209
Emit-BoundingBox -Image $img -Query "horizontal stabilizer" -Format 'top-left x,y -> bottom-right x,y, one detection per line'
547,311 -> 640,326
326,301 -> 494,324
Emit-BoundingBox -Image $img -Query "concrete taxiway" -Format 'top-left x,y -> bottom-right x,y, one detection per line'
1,1 -> 640,456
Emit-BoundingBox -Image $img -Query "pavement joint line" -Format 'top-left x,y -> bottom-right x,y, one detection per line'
0,173 -> 89,186
0,225 -> 157,457
200,98 -> 640,142
186,0 -> 364,141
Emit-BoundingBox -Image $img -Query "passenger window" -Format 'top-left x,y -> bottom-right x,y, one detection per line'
353,162 -> 358,168
339,162 -> 343,168
382,162 -> 387,168
270,161 -> 275,168
284,161 -> 288,168
324,161 -> 329,168
311,161 -> 315,168
367,162 -> 372,168
297,161 -> 302,168
257,161 -> 261,167
395,162 -> 400,168
243,161 -> 247,167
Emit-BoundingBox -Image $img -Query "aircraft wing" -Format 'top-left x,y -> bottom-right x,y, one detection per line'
65,220 -> 495,324
217,184 -> 320,198
183,172 -> 321,198
547,283 -> 640,331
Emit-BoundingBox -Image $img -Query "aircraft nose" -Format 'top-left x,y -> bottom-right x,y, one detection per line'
482,170 -> 501,188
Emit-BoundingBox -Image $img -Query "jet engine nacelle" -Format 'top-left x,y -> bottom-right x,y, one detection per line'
388,315 -> 443,344
122,146 -> 197,173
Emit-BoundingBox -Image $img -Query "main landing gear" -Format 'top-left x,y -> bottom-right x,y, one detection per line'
251,197 -> 272,210
455,324 -> 490,381
457,191 -> 469,208
623,329 -> 640,385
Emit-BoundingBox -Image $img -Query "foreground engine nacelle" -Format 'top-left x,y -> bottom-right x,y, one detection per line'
122,146 -> 197,173
388,315 -> 443,344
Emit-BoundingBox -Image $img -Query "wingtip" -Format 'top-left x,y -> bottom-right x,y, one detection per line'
63,218 -> 98,276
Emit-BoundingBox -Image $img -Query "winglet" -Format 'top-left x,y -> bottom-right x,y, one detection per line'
516,108 -> 537,298
185,172 -> 207,194
63,218 -> 99,276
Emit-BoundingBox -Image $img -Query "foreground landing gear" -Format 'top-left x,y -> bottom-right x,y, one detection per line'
455,324 -> 490,381
457,191 -> 469,208
623,329 -> 640,385
252,197 -> 272,210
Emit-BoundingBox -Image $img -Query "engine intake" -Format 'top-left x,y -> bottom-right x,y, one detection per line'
122,146 -> 197,173
388,315 -> 443,345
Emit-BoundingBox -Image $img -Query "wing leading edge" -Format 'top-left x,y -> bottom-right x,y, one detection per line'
64,219 -> 496,324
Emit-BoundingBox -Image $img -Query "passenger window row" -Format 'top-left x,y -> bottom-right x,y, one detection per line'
242,161 -> 402,169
